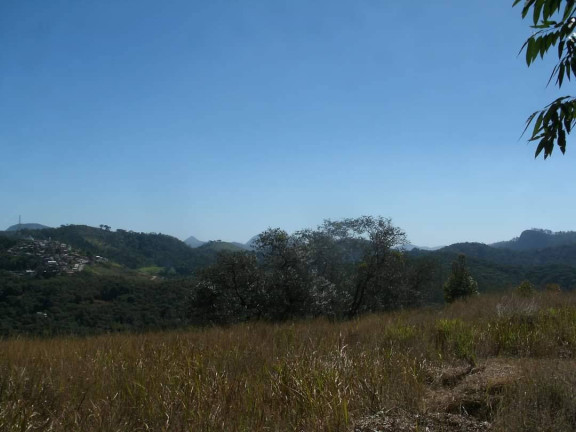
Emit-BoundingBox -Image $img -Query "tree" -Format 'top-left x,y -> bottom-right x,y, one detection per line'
443,254 -> 479,303
190,216 -> 429,323
253,228 -> 312,319
189,251 -> 265,324
297,216 -> 408,317
514,0 -> 576,158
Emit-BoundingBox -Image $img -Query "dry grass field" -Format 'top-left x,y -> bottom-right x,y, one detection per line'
2,291 -> 576,431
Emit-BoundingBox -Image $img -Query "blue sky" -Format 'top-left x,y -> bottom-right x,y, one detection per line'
1,0 -> 574,246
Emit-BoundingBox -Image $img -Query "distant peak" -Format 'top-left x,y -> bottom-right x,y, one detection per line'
184,235 -> 205,248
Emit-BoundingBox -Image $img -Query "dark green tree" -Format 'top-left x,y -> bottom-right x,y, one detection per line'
297,216 -> 409,317
253,228 -> 312,320
189,217 -> 435,324
514,0 -> 576,158
443,254 -> 479,303
190,251 -> 264,324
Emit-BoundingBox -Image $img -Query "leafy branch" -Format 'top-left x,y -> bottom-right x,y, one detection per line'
514,0 -> 576,157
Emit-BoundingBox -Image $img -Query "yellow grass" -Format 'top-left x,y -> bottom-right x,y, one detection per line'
1,291 -> 576,431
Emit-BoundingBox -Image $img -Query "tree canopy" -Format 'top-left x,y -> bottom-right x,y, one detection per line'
189,216 -> 439,324
514,0 -> 576,158
443,254 -> 479,303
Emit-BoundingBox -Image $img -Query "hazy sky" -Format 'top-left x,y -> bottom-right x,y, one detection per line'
1,0 -> 574,246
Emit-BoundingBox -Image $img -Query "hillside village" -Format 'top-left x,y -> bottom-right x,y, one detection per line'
6,237 -> 107,277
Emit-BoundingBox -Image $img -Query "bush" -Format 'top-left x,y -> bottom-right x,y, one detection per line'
515,280 -> 536,297
443,254 -> 479,303
545,283 -> 561,293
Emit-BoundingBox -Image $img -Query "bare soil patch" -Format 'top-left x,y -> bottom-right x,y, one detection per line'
353,358 -> 522,432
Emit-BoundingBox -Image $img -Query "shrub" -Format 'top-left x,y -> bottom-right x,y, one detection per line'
515,280 -> 536,297
443,254 -> 479,303
545,283 -> 561,293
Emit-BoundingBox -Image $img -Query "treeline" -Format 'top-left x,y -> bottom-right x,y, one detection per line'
415,243 -> 576,292
4,218 -> 576,336
0,217 -> 441,336
189,217 -> 440,325
0,270 -> 194,336
436,241 -> 576,268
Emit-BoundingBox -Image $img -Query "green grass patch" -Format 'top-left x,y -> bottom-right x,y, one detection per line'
137,265 -> 164,275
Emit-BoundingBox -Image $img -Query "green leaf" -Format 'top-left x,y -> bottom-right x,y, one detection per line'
533,0 -> 542,24
564,114 -> 572,132
560,99 -> 576,132
535,140 -> 546,157
543,0 -> 552,19
534,35 -> 543,57
522,0 -> 538,19
558,128 -> 567,152
522,111 -> 539,138
532,112 -> 544,138
558,39 -> 565,59
543,0 -> 561,20
518,1 -> 576,158
545,136 -> 555,157
540,35 -> 548,57
563,1 -> 576,20
570,57 -> 576,77
527,38 -> 536,65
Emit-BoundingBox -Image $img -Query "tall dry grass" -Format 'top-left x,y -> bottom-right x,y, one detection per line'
1,291 -> 576,431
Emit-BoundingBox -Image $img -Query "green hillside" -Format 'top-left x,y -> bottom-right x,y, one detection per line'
3,222 -> 576,337
0,271 -> 193,336
198,240 -> 247,253
0,225 -> 219,276
410,242 -> 576,292
492,229 -> 576,251
5,223 -> 50,231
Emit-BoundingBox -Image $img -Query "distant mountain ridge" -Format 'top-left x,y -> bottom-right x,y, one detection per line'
491,229 -> 576,251
7,223 -> 576,253
410,246 -> 570,293
4,222 -> 576,293
5,223 -> 50,231
404,243 -> 444,251
185,235 -> 254,250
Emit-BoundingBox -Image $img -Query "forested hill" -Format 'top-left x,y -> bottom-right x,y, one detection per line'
0,225 -> 219,276
3,224 -> 576,288
410,241 -> 576,292
5,223 -> 51,231
434,242 -> 576,267
491,229 -> 576,251
2,222 -> 576,336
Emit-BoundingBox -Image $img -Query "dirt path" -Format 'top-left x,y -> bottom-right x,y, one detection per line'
352,359 -> 522,432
